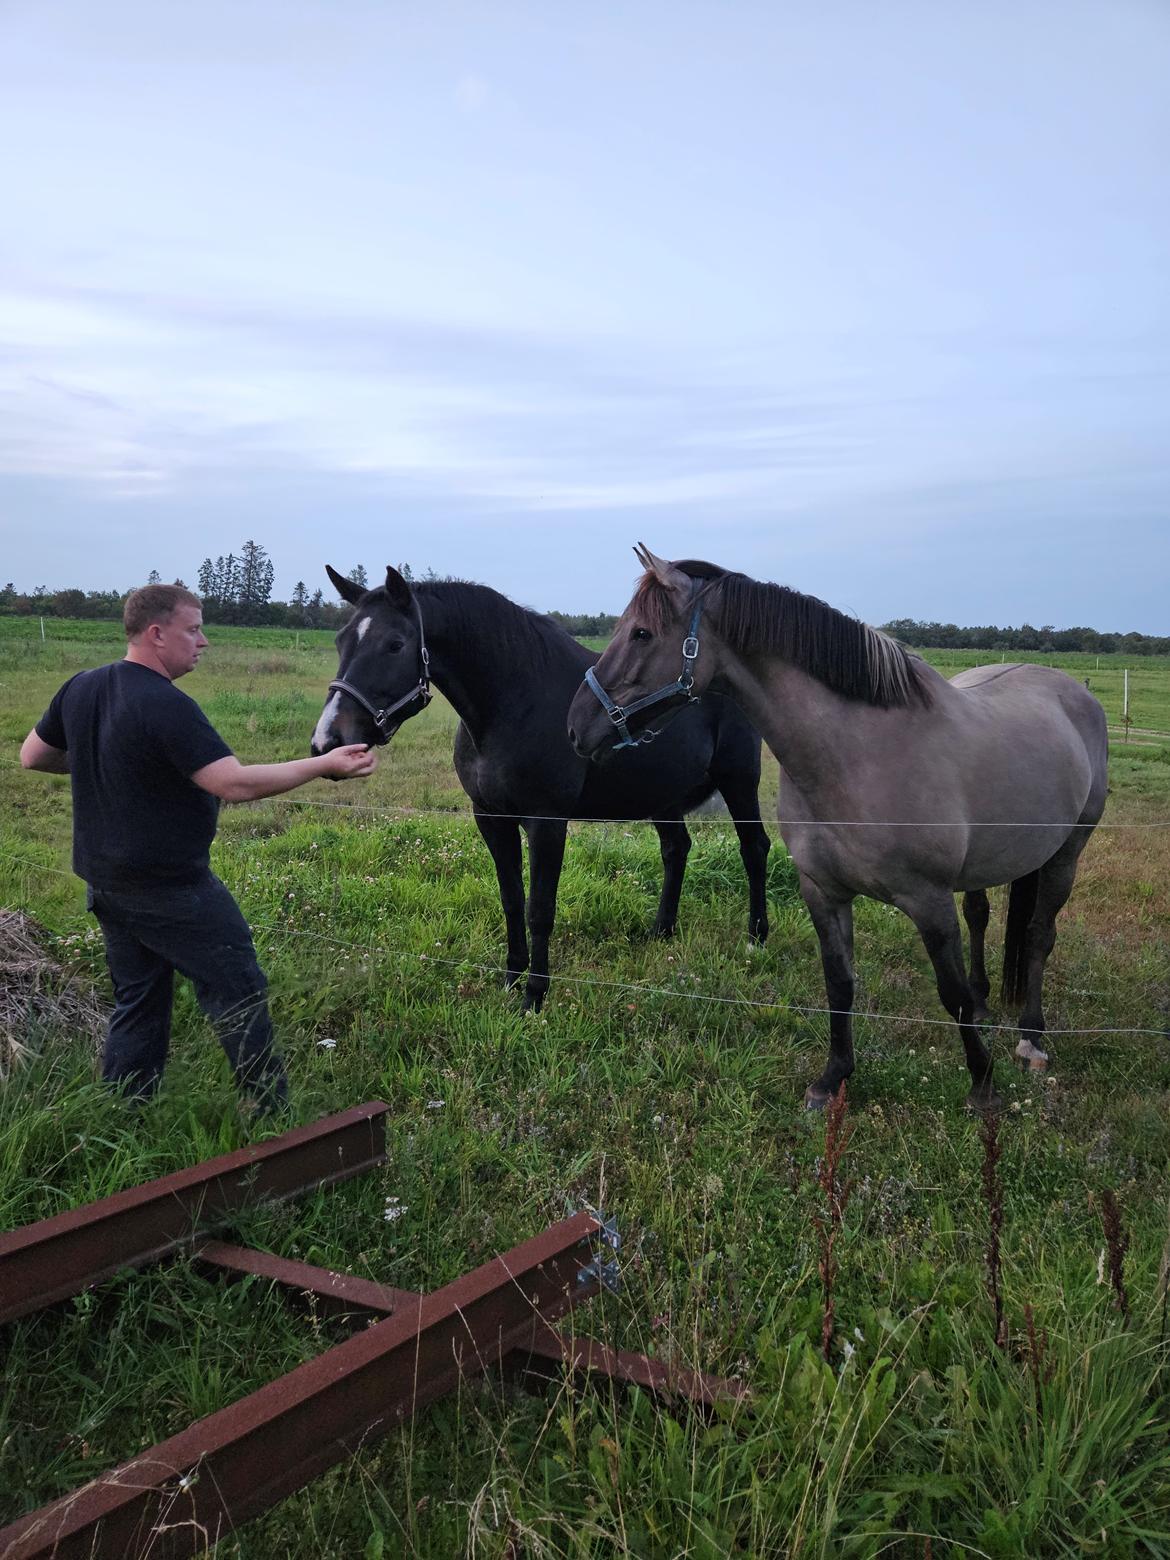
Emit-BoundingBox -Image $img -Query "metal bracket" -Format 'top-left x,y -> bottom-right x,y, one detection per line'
578,1208 -> 621,1293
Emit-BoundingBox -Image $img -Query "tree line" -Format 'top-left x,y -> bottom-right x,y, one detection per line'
2,542 -> 1168,651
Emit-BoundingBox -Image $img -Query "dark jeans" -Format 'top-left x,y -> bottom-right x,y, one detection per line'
88,871 -> 287,1109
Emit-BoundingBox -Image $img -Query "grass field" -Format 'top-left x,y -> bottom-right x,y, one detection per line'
2,618 -> 1169,1558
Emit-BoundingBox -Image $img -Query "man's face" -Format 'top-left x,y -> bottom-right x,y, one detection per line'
153,605 -> 209,679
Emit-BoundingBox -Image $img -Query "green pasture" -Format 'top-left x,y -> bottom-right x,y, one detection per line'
2,623 -> 1169,1557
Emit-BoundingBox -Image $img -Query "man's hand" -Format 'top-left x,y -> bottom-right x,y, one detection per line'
317,743 -> 379,781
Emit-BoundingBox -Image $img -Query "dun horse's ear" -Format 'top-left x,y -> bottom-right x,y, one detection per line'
326,564 -> 366,606
384,565 -> 413,609
633,543 -> 689,594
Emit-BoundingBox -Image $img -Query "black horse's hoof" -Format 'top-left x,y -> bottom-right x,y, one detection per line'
804,1085 -> 832,1111
965,1088 -> 1005,1117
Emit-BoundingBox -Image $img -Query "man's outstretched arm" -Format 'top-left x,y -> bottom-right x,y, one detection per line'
192,743 -> 377,803
20,730 -> 69,774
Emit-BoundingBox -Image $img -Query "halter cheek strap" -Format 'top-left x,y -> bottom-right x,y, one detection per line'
327,599 -> 432,744
583,587 -> 703,750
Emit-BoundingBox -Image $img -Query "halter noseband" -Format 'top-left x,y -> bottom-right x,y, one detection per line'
583,583 -> 703,750
327,598 -> 432,744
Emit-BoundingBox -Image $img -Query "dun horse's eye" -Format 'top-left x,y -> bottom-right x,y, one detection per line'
632,628 -> 652,642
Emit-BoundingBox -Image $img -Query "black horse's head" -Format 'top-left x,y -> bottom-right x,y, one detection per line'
310,564 -> 431,754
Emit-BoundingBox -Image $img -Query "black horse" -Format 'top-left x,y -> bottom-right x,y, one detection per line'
311,566 -> 771,1010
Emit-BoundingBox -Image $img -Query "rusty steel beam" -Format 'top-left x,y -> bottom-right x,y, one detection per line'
194,1238 -> 418,1320
198,1238 -> 746,1409
0,1102 -> 388,1325
0,1211 -> 603,1560
514,1318 -> 750,1409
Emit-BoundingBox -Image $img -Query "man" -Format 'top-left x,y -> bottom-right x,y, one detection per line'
20,583 -> 375,1111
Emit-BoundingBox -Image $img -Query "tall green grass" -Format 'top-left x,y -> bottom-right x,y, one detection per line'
2,627 -> 1169,1556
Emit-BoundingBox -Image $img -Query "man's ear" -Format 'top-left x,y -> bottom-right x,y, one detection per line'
384,565 -> 413,610
325,565 -> 366,606
633,542 -> 690,594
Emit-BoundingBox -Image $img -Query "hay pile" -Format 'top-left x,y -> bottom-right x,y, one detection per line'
0,909 -> 107,1078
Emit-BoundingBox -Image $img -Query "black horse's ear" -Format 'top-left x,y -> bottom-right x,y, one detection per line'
326,564 -> 365,606
384,565 -> 412,609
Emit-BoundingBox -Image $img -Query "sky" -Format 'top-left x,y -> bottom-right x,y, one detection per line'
1,0 -> 1167,629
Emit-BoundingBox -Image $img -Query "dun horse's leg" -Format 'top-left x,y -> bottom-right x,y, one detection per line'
650,816 -> 691,938
1016,832 -> 1091,1070
474,812 -> 529,992
716,779 -> 771,944
902,891 -> 1001,1113
800,876 -> 856,1108
523,818 -> 568,1012
962,890 -> 992,1024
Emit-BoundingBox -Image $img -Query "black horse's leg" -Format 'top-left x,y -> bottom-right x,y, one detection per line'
523,817 -> 567,1013
474,811 -> 529,992
1016,831 -> 1091,1070
800,875 -> 856,1108
716,778 -> 771,944
650,815 -> 691,938
903,890 -> 1001,1113
962,889 -> 992,1024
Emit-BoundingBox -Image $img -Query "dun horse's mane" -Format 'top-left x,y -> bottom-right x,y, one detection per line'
634,562 -> 930,709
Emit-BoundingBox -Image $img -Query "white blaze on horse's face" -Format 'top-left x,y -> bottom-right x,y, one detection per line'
312,691 -> 344,753
357,616 -> 371,641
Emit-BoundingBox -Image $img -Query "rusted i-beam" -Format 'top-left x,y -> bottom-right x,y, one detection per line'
0,1102 -> 388,1324
196,1239 -> 748,1408
0,1211 -> 603,1560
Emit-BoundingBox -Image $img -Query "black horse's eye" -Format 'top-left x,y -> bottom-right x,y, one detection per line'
387,640 -> 405,653
631,627 -> 652,642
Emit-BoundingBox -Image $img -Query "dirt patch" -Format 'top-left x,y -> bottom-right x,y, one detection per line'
0,909 -> 107,1077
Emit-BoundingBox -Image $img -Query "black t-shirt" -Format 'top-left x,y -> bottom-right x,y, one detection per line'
36,661 -> 234,889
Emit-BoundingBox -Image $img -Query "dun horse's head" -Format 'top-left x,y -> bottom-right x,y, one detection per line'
310,565 -> 432,754
568,545 -> 723,761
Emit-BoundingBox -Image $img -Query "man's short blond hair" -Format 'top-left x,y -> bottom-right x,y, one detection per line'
123,584 -> 203,639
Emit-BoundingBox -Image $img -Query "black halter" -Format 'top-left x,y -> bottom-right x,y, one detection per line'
583,583 -> 703,750
327,598 -> 432,744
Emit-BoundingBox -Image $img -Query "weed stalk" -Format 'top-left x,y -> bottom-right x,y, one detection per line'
980,1112 -> 1007,1349
1100,1188 -> 1130,1323
813,1083 -> 854,1363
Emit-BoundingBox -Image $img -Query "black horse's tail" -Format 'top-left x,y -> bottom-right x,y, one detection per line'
1000,870 -> 1039,1008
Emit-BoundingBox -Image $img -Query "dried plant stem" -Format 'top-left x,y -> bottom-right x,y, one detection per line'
980,1112 -> 1007,1349
813,1083 -> 854,1363
1100,1188 -> 1131,1323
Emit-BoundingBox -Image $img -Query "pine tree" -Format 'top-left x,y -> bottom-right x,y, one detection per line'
350,564 -> 369,589
237,540 -> 274,623
291,581 -> 308,623
147,568 -> 161,585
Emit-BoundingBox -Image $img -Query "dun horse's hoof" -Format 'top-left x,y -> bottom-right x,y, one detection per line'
803,1086 -> 832,1111
1014,1038 -> 1048,1072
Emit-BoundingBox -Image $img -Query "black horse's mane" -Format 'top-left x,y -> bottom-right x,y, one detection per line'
412,579 -> 581,668
635,561 -> 930,709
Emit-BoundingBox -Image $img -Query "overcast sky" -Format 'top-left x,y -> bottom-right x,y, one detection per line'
1,1 -> 1167,628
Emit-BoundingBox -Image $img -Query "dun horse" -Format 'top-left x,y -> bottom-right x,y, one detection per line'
312,566 -> 771,1011
568,547 -> 1108,1111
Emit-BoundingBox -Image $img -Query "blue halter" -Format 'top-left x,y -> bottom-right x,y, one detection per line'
583,586 -> 703,750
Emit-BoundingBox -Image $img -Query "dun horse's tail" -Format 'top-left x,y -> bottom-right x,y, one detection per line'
1000,870 -> 1039,1008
